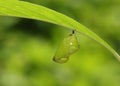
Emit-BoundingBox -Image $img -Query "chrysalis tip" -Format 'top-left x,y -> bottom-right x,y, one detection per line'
72,30 -> 75,34
53,57 -> 69,63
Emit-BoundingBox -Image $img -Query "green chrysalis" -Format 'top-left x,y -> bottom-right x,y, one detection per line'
53,30 -> 80,63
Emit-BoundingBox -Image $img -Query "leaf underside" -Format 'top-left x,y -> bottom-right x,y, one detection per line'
0,0 -> 119,62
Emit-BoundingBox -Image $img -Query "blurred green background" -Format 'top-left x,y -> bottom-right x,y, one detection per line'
0,0 -> 120,86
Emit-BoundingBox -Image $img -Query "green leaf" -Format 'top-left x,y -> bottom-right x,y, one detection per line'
0,1 -> 119,62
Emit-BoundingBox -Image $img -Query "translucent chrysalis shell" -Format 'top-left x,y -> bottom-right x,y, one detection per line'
53,30 -> 80,63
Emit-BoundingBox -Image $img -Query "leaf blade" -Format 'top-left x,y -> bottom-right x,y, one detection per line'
0,1 -> 119,61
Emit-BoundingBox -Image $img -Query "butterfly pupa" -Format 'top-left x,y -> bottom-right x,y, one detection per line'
53,30 -> 80,63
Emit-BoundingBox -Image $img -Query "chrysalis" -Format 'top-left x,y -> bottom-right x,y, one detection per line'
53,30 -> 80,63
